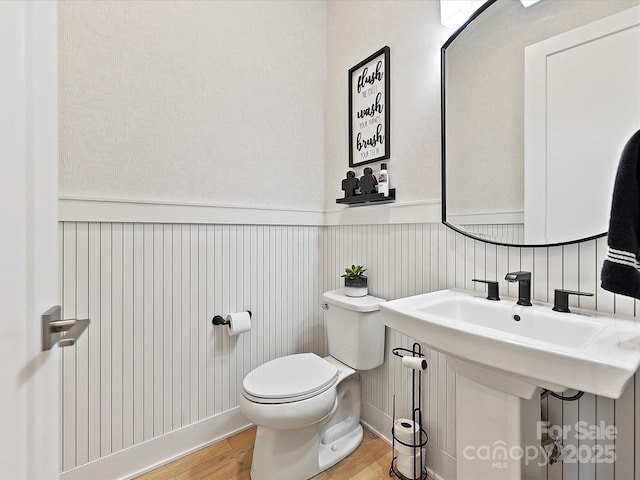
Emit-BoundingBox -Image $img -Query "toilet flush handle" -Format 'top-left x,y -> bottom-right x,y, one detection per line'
321,302 -> 329,310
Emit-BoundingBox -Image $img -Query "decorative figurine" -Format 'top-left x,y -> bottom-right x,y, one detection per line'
359,167 -> 378,195
341,170 -> 359,197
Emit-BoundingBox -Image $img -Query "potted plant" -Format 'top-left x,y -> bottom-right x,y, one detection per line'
342,264 -> 368,297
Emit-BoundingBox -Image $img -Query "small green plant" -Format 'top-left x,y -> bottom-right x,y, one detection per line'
341,265 -> 367,279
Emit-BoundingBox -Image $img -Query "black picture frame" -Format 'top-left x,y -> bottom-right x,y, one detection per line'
348,46 -> 390,167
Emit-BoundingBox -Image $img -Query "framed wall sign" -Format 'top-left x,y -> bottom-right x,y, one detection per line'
349,46 -> 390,167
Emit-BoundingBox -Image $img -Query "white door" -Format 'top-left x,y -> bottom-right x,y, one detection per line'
524,6 -> 640,244
0,2 -> 60,478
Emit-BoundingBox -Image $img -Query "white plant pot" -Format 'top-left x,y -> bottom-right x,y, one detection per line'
344,286 -> 368,297
344,278 -> 368,297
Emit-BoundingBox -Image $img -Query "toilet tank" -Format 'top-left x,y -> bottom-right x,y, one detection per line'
322,289 -> 386,370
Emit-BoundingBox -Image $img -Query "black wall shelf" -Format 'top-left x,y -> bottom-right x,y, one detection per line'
336,188 -> 396,205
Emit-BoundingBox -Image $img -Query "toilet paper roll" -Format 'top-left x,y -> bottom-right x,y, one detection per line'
397,450 -> 423,479
402,356 -> 427,370
396,440 -> 425,457
394,418 -> 420,445
226,311 -> 251,336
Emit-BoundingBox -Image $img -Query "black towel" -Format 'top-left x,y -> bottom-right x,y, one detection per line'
601,129 -> 640,298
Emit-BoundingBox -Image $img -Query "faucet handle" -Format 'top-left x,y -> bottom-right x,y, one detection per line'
472,279 -> 500,301
552,289 -> 594,313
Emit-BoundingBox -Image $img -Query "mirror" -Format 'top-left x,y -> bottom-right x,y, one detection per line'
442,0 -> 640,246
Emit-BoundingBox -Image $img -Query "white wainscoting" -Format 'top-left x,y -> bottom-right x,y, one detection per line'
59,222 -> 325,475
323,223 -> 640,480
60,220 -> 640,480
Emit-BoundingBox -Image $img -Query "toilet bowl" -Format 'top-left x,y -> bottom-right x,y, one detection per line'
240,290 -> 386,480
240,353 -> 340,431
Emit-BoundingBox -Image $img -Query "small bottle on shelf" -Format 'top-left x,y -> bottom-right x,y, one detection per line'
377,163 -> 389,197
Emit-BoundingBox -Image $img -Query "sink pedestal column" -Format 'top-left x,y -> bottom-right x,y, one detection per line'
450,358 -> 545,480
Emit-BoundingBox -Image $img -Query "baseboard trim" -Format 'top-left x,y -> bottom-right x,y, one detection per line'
360,401 -> 456,480
360,401 -> 394,444
60,407 -> 252,480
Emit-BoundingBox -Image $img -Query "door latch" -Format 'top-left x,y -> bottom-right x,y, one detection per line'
42,306 -> 90,351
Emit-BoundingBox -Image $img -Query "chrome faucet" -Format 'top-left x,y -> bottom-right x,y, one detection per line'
504,271 -> 532,306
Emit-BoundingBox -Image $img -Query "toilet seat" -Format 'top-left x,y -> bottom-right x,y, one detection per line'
243,353 -> 339,404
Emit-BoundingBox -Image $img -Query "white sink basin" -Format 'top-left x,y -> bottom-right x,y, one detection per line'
380,289 -> 640,399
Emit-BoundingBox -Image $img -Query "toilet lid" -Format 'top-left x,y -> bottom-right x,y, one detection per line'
243,353 -> 339,403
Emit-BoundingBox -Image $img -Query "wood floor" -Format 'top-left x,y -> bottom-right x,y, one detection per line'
135,425 -> 411,480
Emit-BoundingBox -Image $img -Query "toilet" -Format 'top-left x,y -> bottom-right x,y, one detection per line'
239,289 -> 386,480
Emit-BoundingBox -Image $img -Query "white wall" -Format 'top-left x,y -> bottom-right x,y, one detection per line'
56,2 -> 640,480
59,0 -> 326,211
323,3 -> 640,480
324,0 -> 449,211
323,2 -> 640,480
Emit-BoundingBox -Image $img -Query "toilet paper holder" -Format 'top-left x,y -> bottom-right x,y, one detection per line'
390,343 -> 429,480
211,310 -> 252,326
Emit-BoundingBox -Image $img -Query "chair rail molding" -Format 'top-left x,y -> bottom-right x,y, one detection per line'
59,196 -> 442,226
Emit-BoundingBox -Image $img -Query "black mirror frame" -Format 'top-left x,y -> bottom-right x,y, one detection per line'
440,0 -> 607,248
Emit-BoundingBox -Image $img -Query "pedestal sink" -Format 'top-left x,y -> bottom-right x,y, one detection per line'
380,289 -> 640,480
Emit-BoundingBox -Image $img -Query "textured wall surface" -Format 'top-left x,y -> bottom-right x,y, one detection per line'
59,1 -> 326,210
324,0 -> 449,210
